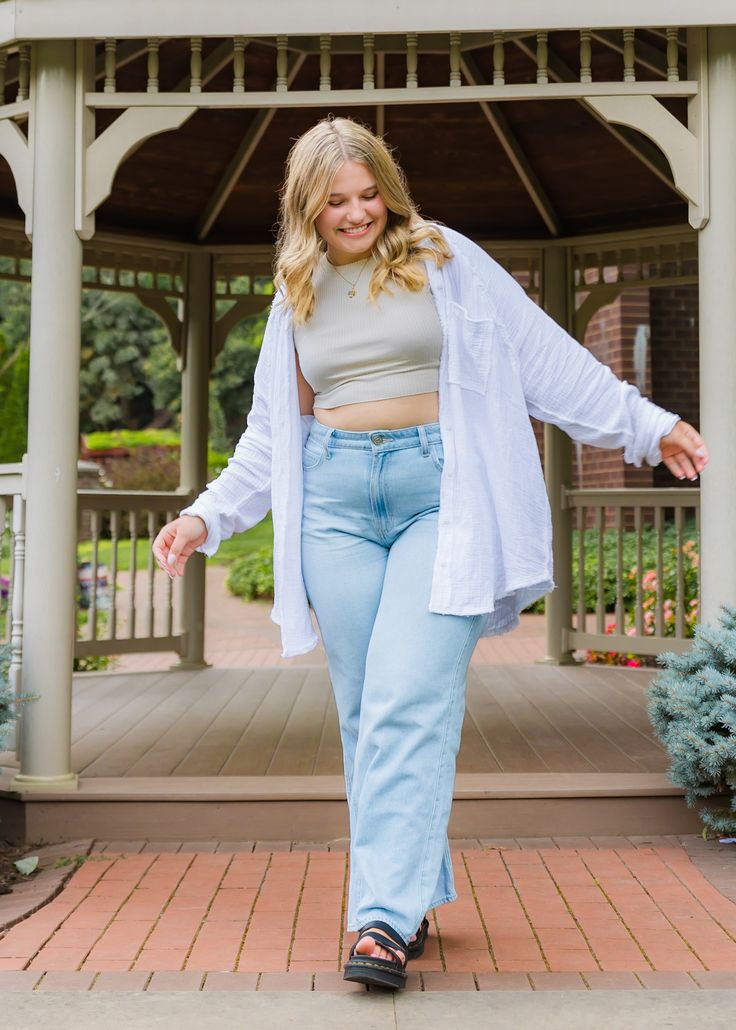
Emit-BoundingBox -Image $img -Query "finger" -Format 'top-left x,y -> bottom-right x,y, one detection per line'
663,455 -> 689,481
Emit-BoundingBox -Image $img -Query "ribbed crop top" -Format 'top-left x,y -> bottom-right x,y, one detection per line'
293,252 -> 443,409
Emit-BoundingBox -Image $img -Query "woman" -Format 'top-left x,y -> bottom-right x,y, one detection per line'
153,116 -> 708,990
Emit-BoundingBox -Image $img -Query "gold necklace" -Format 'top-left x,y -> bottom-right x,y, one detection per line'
328,255 -> 371,299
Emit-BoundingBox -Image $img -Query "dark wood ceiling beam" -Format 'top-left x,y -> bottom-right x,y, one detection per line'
195,53 -> 307,241
461,54 -> 560,237
512,37 -> 678,195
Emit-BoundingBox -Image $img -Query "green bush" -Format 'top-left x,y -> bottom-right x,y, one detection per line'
227,547 -> 274,602
648,605 -> 736,834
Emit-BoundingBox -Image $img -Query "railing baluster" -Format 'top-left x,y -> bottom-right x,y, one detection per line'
128,510 -> 138,638
596,506 -> 605,635
109,509 -> 119,640
276,36 -> 288,92
623,29 -> 636,82
675,505 -> 685,637
9,495 -> 25,758
615,506 -> 624,633
0,498 -> 7,642
492,32 -> 505,85
16,43 -> 30,102
655,506 -> 664,637
449,32 -> 461,87
319,34 -> 331,91
146,510 -> 156,638
147,38 -> 160,94
577,506 -> 586,631
362,33 -> 375,90
166,510 -> 175,636
579,29 -> 592,83
666,28 -> 679,82
190,37 -> 203,93
634,505 -> 643,635
406,33 -> 418,88
233,36 -> 246,93
104,38 -> 117,93
89,509 -> 99,642
536,31 -> 548,85
695,503 -> 701,628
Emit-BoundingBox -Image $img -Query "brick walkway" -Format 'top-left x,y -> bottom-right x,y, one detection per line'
2,837 -> 736,992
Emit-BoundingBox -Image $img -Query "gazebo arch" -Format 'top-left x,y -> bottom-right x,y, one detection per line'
0,6 -> 733,802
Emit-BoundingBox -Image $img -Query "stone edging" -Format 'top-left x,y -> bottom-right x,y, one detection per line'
0,839 -> 93,933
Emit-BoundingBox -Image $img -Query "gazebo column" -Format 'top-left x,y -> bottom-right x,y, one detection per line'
698,28 -> 736,625
540,244 -> 576,664
174,250 -> 212,669
12,42 -> 81,789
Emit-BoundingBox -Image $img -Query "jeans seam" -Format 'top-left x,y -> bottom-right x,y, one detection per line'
415,614 -> 479,920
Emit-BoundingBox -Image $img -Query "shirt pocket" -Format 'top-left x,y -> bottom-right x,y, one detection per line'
445,299 -> 494,395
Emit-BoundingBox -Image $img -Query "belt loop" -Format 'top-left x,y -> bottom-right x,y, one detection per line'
323,426 -> 335,460
417,423 -> 430,456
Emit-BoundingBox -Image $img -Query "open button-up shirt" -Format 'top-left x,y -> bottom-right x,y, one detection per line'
181,227 -> 679,658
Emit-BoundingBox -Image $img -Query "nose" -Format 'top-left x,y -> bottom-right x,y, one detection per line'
346,198 -> 366,223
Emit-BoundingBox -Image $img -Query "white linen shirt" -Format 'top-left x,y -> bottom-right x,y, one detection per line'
180,226 -> 679,658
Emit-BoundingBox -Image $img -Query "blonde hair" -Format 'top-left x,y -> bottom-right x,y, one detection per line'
274,117 -> 452,324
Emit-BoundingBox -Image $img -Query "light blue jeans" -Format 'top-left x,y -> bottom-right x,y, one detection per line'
300,419 -> 485,944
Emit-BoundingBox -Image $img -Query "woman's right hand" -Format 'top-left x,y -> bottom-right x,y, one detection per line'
152,515 -> 208,579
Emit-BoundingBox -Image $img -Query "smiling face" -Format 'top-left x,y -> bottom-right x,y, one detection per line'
314,160 -> 389,266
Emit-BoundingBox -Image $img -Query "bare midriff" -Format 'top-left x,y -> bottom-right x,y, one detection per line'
313,391 -> 440,431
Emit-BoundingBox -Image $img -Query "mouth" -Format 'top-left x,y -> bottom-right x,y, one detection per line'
338,222 -> 373,236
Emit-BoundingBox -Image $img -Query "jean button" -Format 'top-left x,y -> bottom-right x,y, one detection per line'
371,434 -> 384,445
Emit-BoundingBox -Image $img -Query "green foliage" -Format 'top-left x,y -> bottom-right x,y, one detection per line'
227,546 -> 274,601
648,604 -> 736,834
84,428 -> 181,451
0,335 -> 29,462
211,309 -> 268,447
79,291 -> 170,431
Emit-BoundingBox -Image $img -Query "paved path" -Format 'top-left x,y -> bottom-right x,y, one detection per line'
1,836 -> 735,998
114,565 -> 549,671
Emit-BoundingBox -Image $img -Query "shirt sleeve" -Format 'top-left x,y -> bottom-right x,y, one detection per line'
482,253 -> 679,468
178,304 -> 276,556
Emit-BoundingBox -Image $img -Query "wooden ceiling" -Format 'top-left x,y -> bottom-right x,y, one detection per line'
0,31 -> 690,244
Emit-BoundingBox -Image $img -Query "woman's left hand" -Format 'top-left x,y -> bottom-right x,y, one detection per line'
659,420 -> 709,481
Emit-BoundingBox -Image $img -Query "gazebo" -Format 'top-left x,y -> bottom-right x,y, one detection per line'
0,3 -> 733,838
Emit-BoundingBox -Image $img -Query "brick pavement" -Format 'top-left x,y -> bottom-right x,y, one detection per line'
1,836 -> 735,992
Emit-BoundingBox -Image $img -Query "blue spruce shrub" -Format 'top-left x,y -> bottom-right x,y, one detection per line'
648,604 -> 736,834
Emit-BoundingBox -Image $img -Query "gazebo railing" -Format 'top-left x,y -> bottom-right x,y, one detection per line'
564,487 -> 700,657
75,490 -> 190,659
0,463 -> 25,751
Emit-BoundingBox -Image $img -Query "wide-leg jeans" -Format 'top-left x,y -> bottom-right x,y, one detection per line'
300,418 -> 484,944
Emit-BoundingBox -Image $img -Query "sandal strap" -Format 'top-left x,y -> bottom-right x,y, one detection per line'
356,920 -> 408,951
352,931 -> 404,957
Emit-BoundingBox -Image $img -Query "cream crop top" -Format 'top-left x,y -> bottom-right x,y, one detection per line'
293,252 -> 443,408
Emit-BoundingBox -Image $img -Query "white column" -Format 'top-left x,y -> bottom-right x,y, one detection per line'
698,28 -> 736,626
174,250 -> 212,669
540,245 -> 577,664
12,42 -> 81,789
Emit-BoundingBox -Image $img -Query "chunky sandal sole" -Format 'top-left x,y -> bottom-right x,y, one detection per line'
407,916 -> 430,961
343,920 -> 408,990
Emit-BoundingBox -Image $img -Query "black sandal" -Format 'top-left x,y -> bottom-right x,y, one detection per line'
343,920 -> 409,990
407,916 -> 430,960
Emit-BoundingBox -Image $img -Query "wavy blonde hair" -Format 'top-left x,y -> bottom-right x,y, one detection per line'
274,117 -> 452,324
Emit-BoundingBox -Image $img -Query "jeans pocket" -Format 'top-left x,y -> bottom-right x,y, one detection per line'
302,439 -> 327,470
429,440 -> 445,472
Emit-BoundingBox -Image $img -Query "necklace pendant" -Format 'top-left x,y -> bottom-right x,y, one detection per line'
348,288 -> 356,298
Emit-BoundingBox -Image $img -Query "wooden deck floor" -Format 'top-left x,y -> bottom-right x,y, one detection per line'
52,663 -> 666,779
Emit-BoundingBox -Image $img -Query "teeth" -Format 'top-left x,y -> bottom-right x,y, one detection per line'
340,224 -> 370,234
